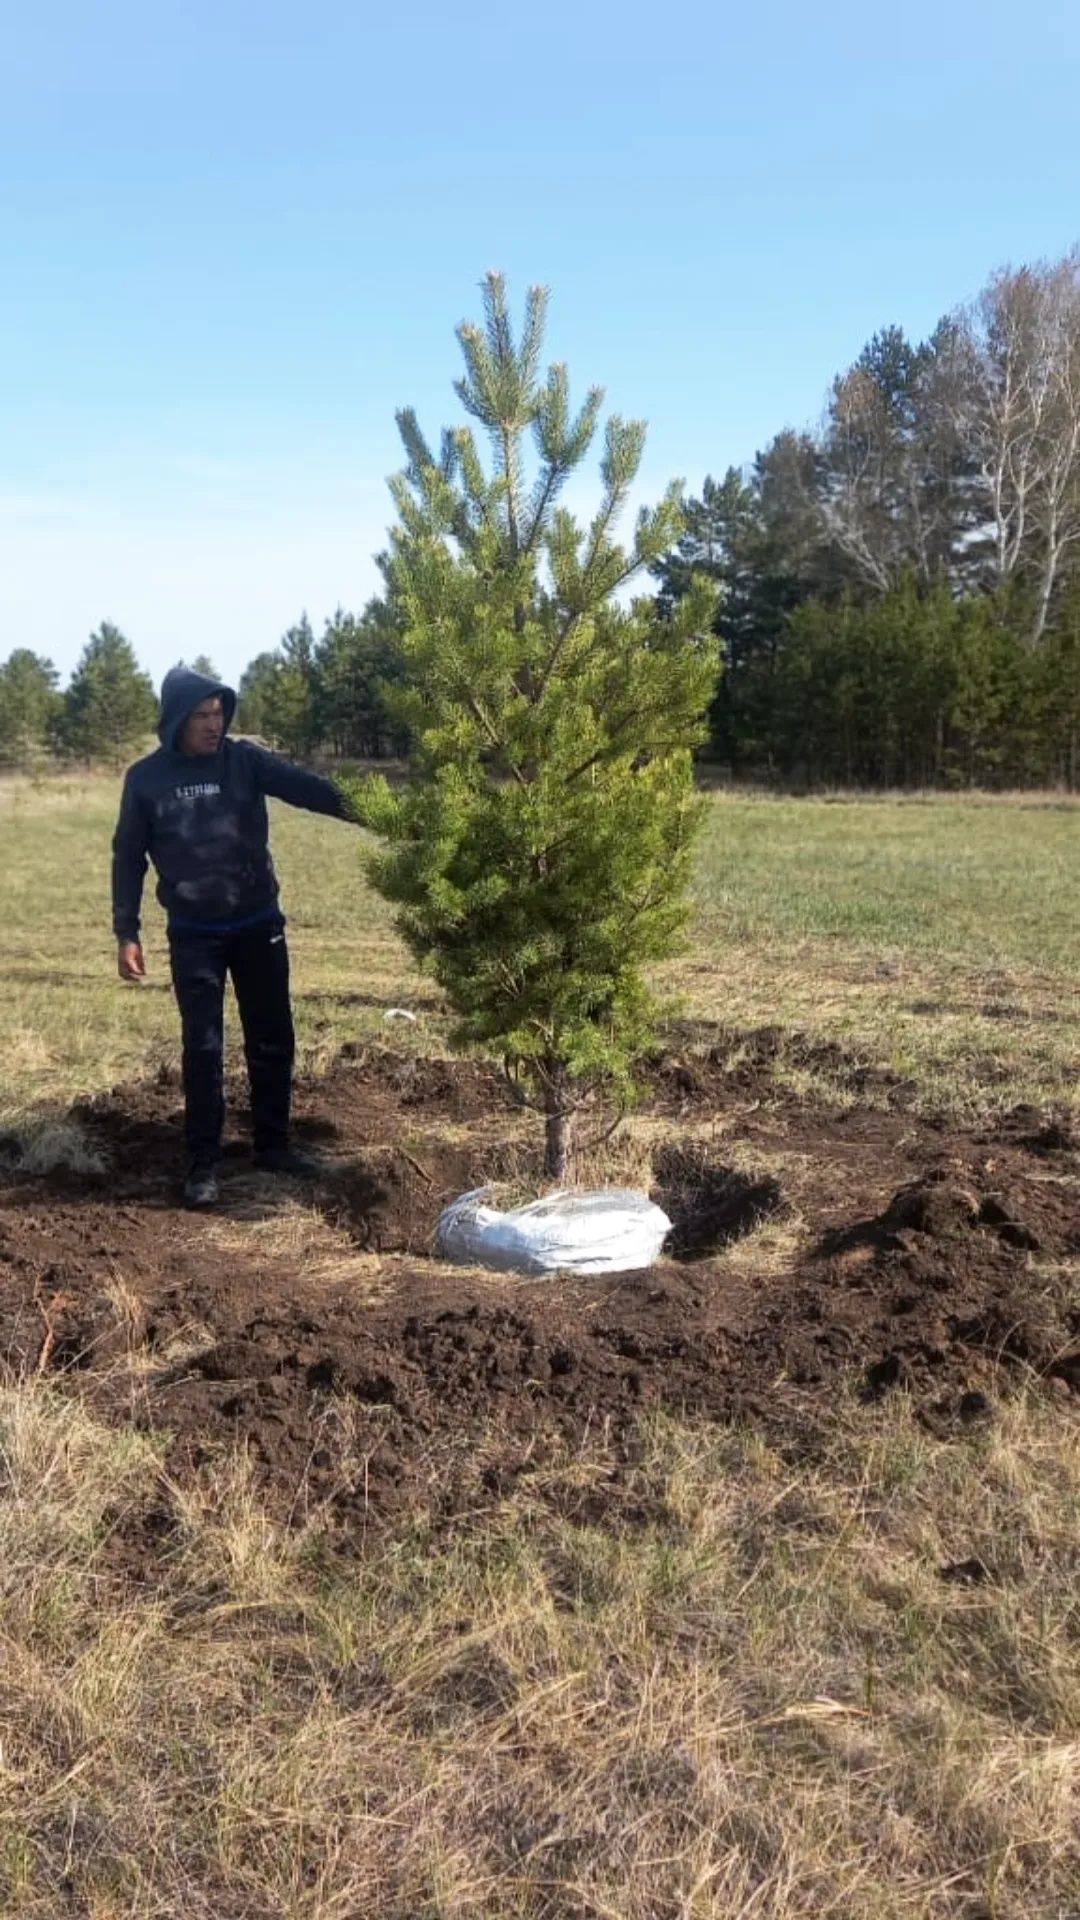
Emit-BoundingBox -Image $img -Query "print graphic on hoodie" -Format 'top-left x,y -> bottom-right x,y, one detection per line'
111,665 -> 345,941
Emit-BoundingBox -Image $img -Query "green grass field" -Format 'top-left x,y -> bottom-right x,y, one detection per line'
2,774 -> 1078,1119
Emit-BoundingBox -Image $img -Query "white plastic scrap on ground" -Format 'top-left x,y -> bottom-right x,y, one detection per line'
436,1186 -> 672,1276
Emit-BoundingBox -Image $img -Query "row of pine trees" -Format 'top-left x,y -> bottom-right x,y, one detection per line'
0,604 -> 407,772
7,580 -> 1078,794
4,247 -> 1080,788
0,626 -> 159,772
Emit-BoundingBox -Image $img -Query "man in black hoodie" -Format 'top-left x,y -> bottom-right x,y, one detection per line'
112,665 -> 349,1208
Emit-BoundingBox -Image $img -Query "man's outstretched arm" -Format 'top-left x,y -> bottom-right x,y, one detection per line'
250,743 -> 348,819
112,771 -> 150,978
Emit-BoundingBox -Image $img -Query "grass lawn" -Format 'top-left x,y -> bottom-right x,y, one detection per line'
682,789 -> 1080,1114
1,774 -> 1078,1118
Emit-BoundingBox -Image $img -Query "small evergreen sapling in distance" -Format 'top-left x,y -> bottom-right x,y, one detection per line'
349,275 -> 719,1178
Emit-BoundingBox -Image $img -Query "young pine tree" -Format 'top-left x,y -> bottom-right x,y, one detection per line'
235,619 -> 318,756
63,623 -> 156,768
315,601 -> 408,759
0,649 -> 61,768
236,651 -> 281,738
265,616 -> 319,758
351,275 -> 718,1178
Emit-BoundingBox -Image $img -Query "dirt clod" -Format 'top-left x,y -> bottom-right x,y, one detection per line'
938,1556 -> 992,1584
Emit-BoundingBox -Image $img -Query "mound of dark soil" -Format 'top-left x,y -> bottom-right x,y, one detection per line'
1,1039 -> 1077,1532
643,1023 -> 914,1113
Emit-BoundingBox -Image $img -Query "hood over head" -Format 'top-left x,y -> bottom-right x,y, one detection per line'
157,666 -> 237,750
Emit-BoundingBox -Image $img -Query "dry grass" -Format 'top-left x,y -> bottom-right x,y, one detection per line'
719,1204 -> 807,1277
1,1380 -> 1077,1917
204,1193 -> 391,1293
0,1112 -> 106,1177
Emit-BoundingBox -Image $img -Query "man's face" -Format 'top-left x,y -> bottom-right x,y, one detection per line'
180,696 -> 225,756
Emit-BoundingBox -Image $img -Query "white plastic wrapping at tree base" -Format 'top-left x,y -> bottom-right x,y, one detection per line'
436,1186 -> 673,1277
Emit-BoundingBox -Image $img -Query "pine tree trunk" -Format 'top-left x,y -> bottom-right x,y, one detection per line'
544,1107 -> 570,1182
543,1060 -> 571,1182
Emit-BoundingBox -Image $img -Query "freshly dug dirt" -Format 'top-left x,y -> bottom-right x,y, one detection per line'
1,1035 -> 1077,1531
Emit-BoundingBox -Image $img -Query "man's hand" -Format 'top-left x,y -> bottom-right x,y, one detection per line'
117,940 -> 146,982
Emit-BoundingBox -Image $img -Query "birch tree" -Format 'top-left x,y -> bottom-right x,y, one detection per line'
954,254 -> 1080,640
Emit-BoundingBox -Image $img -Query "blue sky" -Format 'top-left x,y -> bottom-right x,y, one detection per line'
3,0 -> 1079,688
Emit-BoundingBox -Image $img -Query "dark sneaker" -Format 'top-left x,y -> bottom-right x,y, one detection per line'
253,1146 -> 323,1180
183,1164 -> 219,1208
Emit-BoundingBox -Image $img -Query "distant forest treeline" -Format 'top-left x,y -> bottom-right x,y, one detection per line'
655,247 -> 1080,788
5,249 -> 1080,787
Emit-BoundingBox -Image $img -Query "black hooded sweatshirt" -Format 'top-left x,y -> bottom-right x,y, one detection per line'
111,666 -> 346,942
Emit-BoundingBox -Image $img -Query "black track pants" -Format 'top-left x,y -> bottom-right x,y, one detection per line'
168,920 -> 295,1166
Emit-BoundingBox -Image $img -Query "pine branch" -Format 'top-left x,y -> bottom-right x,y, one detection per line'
581,481 -> 627,588
534,605 -> 586,697
565,719 -> 695,785
521,459 -> 569,560
429,625 -> 530,786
